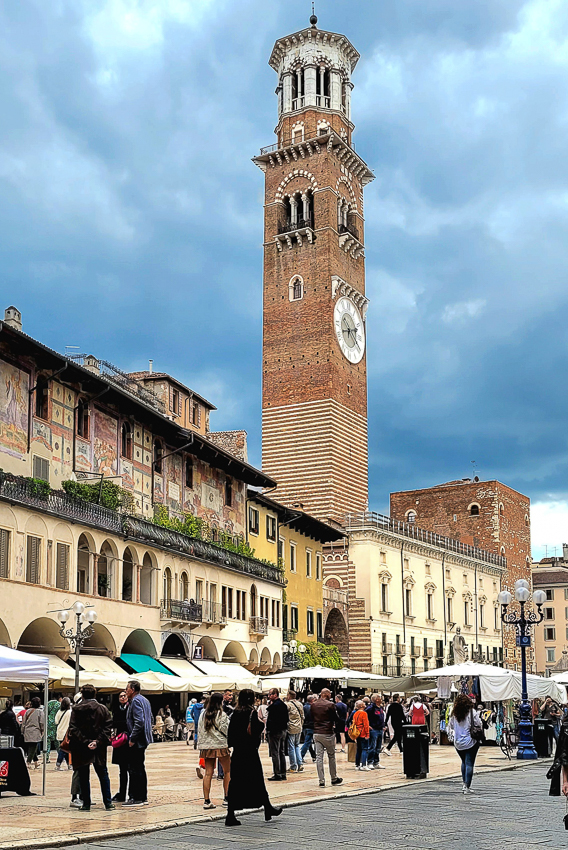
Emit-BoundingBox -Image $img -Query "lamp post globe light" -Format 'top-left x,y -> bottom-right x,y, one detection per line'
55,603 -> 98,694
283,639 -> 306,668
498,580 -> 545,759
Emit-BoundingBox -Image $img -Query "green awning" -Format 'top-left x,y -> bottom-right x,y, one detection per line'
120,653 -> 176,676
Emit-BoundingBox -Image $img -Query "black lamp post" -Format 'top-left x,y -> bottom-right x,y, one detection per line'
498,580 -> 547,760
56,601 -> 98,694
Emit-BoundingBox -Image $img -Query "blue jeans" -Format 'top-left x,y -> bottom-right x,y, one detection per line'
288,732 -> 302,767
56,746 -> 69,766
77,761 -> 112,808
301,728 -> 314,759
356,736 -> 369,767
368,729 -> 383,765
457,744 -> 479,788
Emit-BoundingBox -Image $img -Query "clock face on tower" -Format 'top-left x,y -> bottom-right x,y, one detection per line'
334,296 -> 365,363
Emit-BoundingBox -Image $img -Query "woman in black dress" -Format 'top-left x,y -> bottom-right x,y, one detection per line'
225,689 -> 282,827
0,699 -> 23,748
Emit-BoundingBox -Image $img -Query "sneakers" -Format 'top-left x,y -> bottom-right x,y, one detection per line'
331,777 -> 343,786
463,787 -> 473,795
288,765 -> 298,772
297,765 -> 304,772
105,804 -> 116,811
54,764 -> 61,771
203,800 -> 216,810
123,800 -> 144,807
69,798 -> 83,809
373,763 -> 386,769
382,748 -> 391,756
319,781 -> 325,787
363,765 -> 373,771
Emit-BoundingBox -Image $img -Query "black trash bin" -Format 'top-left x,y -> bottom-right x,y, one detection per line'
534,718 -> 552,758
402,724 -> 429,779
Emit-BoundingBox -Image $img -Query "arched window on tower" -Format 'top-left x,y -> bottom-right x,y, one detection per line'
289,276 -> 304,302
469,504 -> 480,516
316,66 -> 330,108
292,67 -> 305,110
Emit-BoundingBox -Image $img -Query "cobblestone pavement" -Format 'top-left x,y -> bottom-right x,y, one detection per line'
0,740 -> 519,848
60,763 -> 560,850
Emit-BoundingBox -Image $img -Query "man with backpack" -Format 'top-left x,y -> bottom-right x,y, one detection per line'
286,690 -> 305,772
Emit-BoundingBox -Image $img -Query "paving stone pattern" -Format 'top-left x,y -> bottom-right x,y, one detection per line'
63,763 -> 564,850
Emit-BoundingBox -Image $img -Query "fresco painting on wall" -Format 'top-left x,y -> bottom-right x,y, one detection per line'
76,439 -> 91,472
93,409 -> 118,477
0,360 -> 29,459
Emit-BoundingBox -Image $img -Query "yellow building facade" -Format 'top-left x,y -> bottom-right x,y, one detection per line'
246,490 -> 345,650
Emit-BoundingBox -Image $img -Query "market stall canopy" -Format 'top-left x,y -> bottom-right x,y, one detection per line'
351,675 -> 437,693
120,653 -> 177,676
190,660 -> 260,690
416,661 -> 510,679
57,655 -> 131,691
0,645 -> 49,684
160,658 -> 215,691
482,672 -> 566,703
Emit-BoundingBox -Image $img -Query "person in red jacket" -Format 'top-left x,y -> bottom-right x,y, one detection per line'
351,700 -> 371,771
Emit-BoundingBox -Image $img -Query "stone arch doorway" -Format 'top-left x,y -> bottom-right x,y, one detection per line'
324,608 -> 348,660
162,633 -> 187,658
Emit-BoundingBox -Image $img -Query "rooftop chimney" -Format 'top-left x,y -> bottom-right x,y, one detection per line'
563,543 -> 568,562
149,359 -> 153,374
4,306 -> 22,331
83,354 -> 101,375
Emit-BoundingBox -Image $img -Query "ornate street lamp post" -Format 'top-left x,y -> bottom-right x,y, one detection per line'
282,639 -> 306,669
56,601 -> 98,694
498,580 -> 547,759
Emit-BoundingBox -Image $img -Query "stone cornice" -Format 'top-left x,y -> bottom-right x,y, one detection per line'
350,527 -> 505,577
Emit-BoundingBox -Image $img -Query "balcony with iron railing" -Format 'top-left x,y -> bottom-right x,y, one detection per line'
0,472 -> 286,587
160,598 -> 202,624
381,643 -> 393,655
201,599 -> 227,626
259,132 -> 355,156
395,644 -> 406,656
279,218 -> 313,235
345,511 -> 507,569
339,221 -> 359,241
250,616 -> 269,636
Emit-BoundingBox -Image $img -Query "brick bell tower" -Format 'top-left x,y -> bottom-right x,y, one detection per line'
254,14 -> 374,526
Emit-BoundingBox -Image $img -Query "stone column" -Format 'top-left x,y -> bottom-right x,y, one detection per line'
330,70 -> 342,110
319,66 -> 325,103
283,73 -> 293,113
296,69 -> 303,106
290,196 -> 298,226
304,64 -> 317,107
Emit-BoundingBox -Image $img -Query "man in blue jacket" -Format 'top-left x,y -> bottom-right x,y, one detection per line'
124,679 -> 153,806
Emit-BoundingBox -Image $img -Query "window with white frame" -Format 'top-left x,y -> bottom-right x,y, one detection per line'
306,550 -> 312,578
290,543 -> 296,573
316,553 -> 321,581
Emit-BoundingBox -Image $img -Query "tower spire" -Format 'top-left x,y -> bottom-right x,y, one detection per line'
310,3 -> 317,27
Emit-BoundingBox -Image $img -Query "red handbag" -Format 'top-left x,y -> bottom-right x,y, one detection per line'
111,732 -> 128,748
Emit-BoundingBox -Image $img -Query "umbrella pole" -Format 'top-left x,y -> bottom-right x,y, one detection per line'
42,677 -> 48,796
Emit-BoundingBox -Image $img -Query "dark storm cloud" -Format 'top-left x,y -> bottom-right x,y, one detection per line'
0,0 -> 566,551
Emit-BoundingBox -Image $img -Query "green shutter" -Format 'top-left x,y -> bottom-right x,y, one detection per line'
56,543 -> 69,590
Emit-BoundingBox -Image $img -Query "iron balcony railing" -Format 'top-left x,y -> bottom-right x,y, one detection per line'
160,598 -> 202,623
382,643 -> 393,655
279,218 -> 313,235
323,586 -> 349,605
250,616 -> 269,635
201,599 -> 226,625
0,472 -> 285,587
410,645 -> 421,658
259,132 -> 355,156
345,511 -> 507,569
395,644 -> 406,656
339,221 -> 360,241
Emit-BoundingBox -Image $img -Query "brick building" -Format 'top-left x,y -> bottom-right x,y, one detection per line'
254,14 -> 373,526
390,479 -> 532,668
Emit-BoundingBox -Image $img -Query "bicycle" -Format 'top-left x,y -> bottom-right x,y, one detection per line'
498,723 -> 519,759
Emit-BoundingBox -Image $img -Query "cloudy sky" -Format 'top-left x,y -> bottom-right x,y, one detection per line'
1,0 -> 567,558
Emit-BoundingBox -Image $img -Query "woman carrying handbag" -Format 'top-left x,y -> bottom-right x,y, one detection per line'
111,691 -> 130,803
448,694 -> 483,794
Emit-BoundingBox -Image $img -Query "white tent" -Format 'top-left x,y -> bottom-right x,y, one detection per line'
259,666 -> 391,692
417,660 -> 565,702
416,661 -> 510,679
0,645 -> 49,795
190,660 -> 260,690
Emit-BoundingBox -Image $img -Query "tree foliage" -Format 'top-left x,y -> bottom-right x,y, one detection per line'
296,641 -> 343,670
